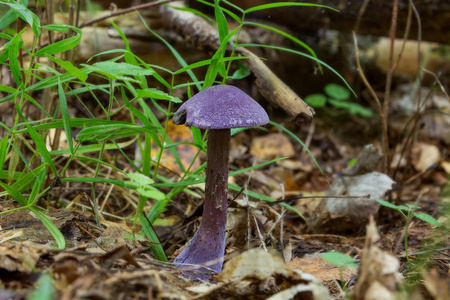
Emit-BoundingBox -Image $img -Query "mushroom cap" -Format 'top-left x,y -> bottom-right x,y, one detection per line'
173,85 -> 269,129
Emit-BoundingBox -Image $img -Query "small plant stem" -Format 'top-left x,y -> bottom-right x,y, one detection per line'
91,80 -> 116,227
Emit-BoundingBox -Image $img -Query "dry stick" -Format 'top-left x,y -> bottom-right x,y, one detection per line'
352,33 -> 387,162
420,68 -> 450,101
394,0 -> 424,202
382,0 -> 399,175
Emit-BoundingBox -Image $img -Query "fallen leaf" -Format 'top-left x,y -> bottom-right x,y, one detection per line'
250,133 -> 295,161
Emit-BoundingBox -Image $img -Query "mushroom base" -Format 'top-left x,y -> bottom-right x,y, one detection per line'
173,129 -> 230,279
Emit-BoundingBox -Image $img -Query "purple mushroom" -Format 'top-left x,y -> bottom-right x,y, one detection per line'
172,85 -> 269,279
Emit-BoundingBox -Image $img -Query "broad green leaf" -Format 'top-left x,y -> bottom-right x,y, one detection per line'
244,2 -> 338,14
139,214 -> 168,262
1,2 -> 41,35
229,62 -> 251,80
34,26 -> 82,56
136,88 -> 181,103
127,173 -> 154,186
83,61 -> 155,80
136,186 -> 166,200
46,54 -> 88,82
0,8 -> 18,31
29,207 -> 65,249
305,94 -> 327,108
321,252 -> 358,268
26,272 -> 55,300
413,212 -> 441,227
324,83 -> 350,101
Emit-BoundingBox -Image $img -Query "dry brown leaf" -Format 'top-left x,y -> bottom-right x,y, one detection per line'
287,253 -> 356,282
250,133 -> 295,161
415,143 -> 441,172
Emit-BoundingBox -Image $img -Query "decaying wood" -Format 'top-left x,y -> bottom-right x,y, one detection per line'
160,2 -> 314,126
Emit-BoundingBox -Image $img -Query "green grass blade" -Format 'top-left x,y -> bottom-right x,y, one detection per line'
8,28 -> 26,88
27,167 -> 46,206
139,214 -> 168,261
244,2 -> 339,14
244,21 -> 321,72
137,11 -> 202,91
229,157 -> 287,177
0,179 -> 28,206
269,121 -> 326,179
34,26 -> 82,56
240,43 -> 356,96
58,79 -> 74,154
29,207 -> 65,249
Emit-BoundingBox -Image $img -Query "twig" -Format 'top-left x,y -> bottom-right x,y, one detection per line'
382,0 -> 399,175
420,68 -> 450,101
352,32 -> 388,171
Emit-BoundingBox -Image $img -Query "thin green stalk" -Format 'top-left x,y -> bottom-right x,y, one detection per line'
91,79 -> 116,226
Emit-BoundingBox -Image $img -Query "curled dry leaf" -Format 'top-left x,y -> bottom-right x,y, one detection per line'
250,133 -> 295,161
350,218 -> 404,300
212,248 -> 331,300
310,145 -> 395,233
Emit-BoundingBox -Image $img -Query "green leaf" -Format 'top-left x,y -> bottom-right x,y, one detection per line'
215,0 -> 229,44
76,123 -> 157,143
26,272 -> 55,300
0,8 -> 19,31
46,54 -> 88,82
2,2 -> 41,36
305,93 -> 327,108
324,83 -> 350,101
413,212 -> 441,227
24,122 -> 57,177
0,135 -> 9,169
136,88 -> 181,103
244,2 -> 339,14
0,179 -> 28,206
321,252 -> 358,268
244,21 -> 320,71
58,79 -> 74,154
136,186 -> 166,200
83,61 -> 155,80
139,214 -> 168,262
34,26 -> 82,56
27,167 -> 46,206
127,173 -> 154,186
229,62 -> 251,80
8,28 -> 27,88
376,199 -> 409,212
29,207 -> 65,249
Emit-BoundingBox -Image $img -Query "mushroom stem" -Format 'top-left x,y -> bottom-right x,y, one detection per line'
173,129 -> 230,278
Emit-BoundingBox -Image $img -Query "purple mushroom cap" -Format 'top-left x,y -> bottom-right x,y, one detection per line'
173,85 -> 269,129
